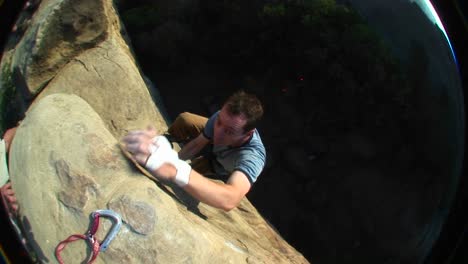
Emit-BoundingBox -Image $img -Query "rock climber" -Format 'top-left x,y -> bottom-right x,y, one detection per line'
123,90 -> 266,211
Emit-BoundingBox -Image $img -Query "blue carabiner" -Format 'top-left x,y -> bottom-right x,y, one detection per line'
91,209 -> 122,252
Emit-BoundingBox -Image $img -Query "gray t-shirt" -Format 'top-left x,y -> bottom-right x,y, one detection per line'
203,111 -> 266,184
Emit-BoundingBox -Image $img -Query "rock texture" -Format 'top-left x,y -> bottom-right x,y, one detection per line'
3,0 -> 167,139
1,0 -> 308,263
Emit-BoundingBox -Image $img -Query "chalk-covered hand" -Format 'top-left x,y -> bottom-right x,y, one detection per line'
145,136 -> 192,186
122,127 -> 158,166
145,135 -> 178,171
123,128 -> 191,187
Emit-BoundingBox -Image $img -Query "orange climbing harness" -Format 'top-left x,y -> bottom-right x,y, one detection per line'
55,210 -> 122,264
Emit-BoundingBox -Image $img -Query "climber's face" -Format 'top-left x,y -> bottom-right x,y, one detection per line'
213,106 -> 253,147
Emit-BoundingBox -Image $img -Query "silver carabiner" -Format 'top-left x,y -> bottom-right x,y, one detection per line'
91,209 -> 122,252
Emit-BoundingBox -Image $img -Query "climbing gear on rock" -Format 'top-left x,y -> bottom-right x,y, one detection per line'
55,209 -> 122,264
92,210 -> 122,252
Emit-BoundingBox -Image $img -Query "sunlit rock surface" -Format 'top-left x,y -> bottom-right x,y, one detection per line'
2,0 -> 166,139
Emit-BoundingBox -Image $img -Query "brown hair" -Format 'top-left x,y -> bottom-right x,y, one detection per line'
224,91 -> 263,133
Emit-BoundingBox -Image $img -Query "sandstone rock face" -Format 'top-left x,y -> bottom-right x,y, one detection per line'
10,93 -> 307,263
11,0 -> 109,94
2,0 -> 308,263
4,0 -> 167,139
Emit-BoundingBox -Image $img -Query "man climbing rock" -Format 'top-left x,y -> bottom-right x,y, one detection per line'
123,91 -> 266,211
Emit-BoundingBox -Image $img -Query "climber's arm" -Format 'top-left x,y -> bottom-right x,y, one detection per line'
123,128 -> 250,211
155,164 -> 250,211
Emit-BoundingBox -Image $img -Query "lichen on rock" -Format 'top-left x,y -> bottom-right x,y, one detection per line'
108,194 -> 156,235
54,159 -> 99,212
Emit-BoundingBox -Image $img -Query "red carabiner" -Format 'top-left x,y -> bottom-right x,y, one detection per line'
55,212 -> 102,264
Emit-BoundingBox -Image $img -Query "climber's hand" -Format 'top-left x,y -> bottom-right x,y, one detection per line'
122,126 -> 158,165
123,127 -> 189,186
